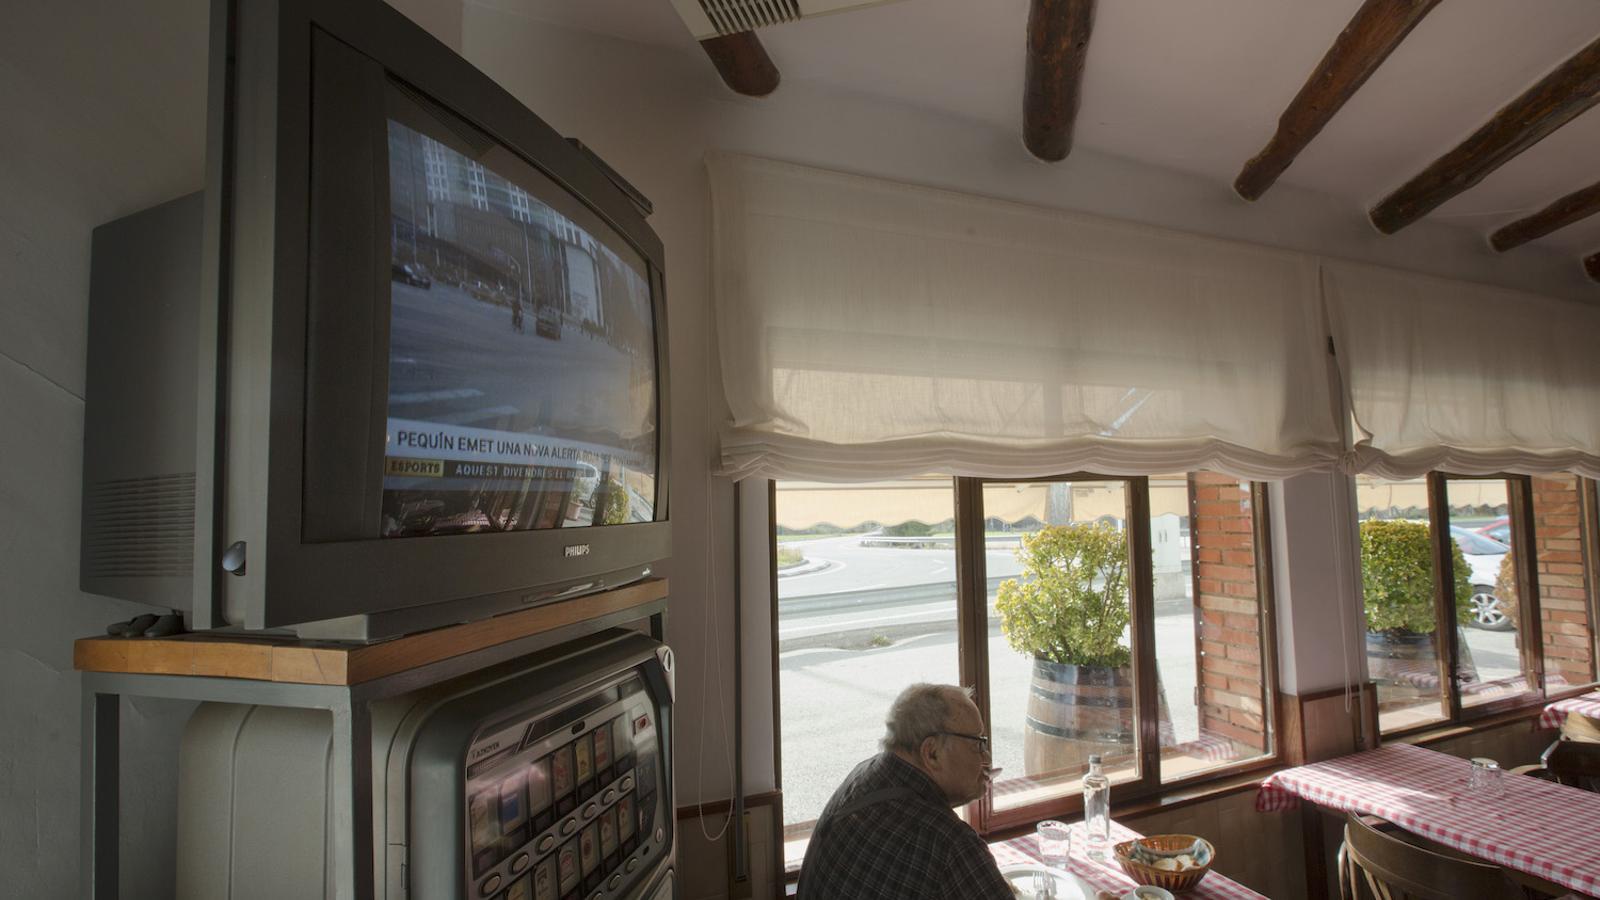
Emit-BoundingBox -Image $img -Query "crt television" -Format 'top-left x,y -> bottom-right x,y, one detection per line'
80,0 -> 669,639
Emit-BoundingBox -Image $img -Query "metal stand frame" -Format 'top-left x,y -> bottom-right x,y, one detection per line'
81,600 -> 665,899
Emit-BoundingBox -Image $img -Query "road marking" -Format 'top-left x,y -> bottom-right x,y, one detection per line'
389,388 -> 485,404
778,608 -> 956,638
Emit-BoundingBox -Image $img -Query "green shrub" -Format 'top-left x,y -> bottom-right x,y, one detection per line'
882,521 -> 935,537
602,479 -> 631,525
1359,519 -> 1470,633
775,546 -> 804,568
995,523 -> 1131,668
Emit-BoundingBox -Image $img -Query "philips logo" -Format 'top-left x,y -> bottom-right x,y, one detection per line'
564,544 -> 591,558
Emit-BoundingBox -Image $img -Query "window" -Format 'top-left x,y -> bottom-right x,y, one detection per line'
1357,473 -> 1600,735
773,478 -> 961,867
773,472 -> 1277,866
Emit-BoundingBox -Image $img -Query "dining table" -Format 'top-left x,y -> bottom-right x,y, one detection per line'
1539,689 -> 1600,731
1256,742 -> 1600,899
990,819 -> 1269,900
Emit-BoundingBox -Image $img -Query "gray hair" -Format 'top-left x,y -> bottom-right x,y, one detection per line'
881,683 -> 974,753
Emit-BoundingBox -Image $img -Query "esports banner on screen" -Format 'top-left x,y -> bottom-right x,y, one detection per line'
381,118 -> 657,538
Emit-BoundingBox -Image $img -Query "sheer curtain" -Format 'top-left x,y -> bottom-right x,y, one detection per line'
707,153 -> 1343,482
1323,262 -> 1600,479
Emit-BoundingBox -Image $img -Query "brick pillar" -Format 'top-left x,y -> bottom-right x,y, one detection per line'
1532,476 -> 1595,687
1191,472 -> 1267,752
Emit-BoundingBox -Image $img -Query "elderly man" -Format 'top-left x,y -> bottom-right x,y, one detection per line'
796,683 -> 1012,899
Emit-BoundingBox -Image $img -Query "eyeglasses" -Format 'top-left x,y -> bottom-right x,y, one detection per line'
934,731 -> 990,753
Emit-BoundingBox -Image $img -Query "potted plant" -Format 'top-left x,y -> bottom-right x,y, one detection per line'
1360,519 -> 1476,704
995,522 -> 1134,775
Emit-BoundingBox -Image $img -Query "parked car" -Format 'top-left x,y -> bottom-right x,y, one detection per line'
390,262 -> 431,288
1450,525 -> 1514,631
1475,516 -> 1511,544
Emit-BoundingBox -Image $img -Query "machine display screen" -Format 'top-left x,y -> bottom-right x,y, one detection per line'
464,674 -> 665,898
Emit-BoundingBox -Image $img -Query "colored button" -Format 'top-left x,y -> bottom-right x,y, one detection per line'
633,715 -> 649,734
511,853 -> 530,873
481,873 -> 502,896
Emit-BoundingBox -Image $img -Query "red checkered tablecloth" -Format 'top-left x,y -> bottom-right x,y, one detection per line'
1254,743 -> 1600,897
1538,690 -> 1600,730
991,820 -> 1268,900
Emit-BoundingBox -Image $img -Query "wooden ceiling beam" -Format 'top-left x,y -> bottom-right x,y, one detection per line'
1234,0 -> 1441,202
1369,35 -> 1600,234
700,31 -> 780,98
1489,179 -> 1600,251
1023,0 -> 1097,162
1585,251 -> 1600,282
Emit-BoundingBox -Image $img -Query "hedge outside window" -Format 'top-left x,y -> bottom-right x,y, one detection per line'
1357,473 -> 1600,734
771,472 -> 1277,867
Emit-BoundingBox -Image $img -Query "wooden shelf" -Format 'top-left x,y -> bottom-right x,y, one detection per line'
73,578 -> 668,686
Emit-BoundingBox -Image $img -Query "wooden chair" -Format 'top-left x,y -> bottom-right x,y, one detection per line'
1336,813 -> 1523,900
1513,739 -> 1600,792
1543,738 -> 1600,792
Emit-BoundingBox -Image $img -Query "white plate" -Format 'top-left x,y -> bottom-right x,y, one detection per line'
997,863 -> 1095,900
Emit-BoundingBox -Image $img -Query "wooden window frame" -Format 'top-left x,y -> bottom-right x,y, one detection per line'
770,472 -> 1282,848
1375,472 -> 1600,740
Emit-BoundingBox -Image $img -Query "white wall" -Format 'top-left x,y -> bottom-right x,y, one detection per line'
1,2 -> 1584,895
0,1 -> 209,895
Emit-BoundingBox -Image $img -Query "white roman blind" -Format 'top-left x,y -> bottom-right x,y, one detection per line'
707,153 -> 1342,482
1324,262 -> 1600,479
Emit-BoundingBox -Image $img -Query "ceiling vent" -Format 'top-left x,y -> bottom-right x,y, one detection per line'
672,0 -> 905,40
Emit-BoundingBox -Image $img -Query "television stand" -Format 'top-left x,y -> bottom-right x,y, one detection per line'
74,578 -> 667,899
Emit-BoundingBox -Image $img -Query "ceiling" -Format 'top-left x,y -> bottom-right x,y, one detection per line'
474,0 -> 1600,265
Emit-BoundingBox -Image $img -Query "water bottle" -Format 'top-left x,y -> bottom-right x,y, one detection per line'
1081,754 -> 1110,860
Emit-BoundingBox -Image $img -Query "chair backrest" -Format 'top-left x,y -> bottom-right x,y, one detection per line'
1544,738 -> 1600,792
1337,814 -> 1523,900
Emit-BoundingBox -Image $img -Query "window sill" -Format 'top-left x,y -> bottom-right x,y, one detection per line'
1383,682 -> 1598,747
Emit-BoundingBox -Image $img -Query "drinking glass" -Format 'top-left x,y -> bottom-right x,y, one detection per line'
1036,819 -> 1071,869
1468,757 -> 1502,798
1032,819 -> 1072,898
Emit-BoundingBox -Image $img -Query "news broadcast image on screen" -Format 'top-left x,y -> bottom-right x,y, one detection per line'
382,117 -> 658,538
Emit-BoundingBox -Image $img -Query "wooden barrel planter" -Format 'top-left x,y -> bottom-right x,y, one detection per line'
1023,659 -> 1135,776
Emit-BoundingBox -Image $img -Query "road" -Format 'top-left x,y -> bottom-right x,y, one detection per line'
774,533 -> 1527,827
389,280 -> 653,449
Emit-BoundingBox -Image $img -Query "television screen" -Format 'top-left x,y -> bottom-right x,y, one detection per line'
381,90 -> 658,538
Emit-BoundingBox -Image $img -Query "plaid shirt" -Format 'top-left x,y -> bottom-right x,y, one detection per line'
796,752 -> 1012,900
